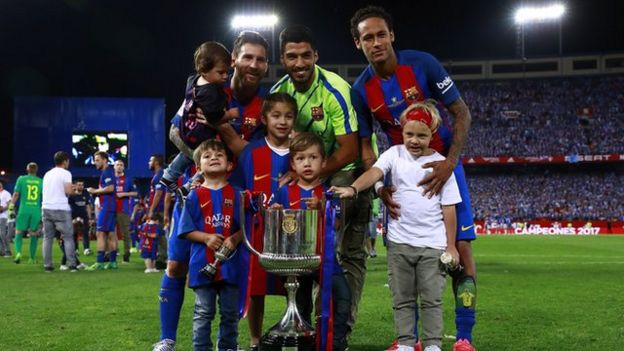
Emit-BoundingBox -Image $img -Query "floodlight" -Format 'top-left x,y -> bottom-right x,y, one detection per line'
515,4 -> 565,25
231,14 -> 278,29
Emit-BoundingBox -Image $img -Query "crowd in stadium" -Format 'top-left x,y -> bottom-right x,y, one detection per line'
468,171 -> 624,221
460,76 -> 624,157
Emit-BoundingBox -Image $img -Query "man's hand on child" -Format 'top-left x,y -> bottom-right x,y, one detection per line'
278,170 -> 298,187
419,158 -> 454,198
204,234 -> 224,251
378,185 -> 401,219
328,186 -> 355,199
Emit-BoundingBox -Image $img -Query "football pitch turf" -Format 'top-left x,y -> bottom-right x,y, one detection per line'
1,235 -> 623,351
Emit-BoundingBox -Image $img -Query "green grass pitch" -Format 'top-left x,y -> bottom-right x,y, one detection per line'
1,235 -> 623,350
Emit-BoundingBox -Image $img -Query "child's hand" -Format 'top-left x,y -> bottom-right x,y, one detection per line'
328,186 -> 355,198
269,203 -> 284,210
204,234 -> 224,251
222,236 -> 238,251
303,196 -> 321,210
445,245 -> 460,267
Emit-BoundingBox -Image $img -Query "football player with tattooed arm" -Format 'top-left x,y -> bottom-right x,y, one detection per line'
350,5 -> 477,351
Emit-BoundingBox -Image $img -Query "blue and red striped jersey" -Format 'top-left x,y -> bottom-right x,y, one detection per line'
178,184 -> 242,289
352,50 -> 459,153
98,167 -> 116,212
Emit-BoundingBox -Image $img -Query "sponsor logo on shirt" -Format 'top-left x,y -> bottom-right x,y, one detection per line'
436,76 -> 454,94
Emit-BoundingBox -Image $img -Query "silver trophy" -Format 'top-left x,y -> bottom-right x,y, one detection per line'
199,245 -> 235,278
241,192 -> 321,350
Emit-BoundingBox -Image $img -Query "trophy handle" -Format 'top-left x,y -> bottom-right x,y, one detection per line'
239,191 -> 263,258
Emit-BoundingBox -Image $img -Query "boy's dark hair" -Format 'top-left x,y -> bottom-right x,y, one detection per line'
94,151 -> 109,161
350,5 -> 394,39
290,132 -> 325,159
233,31 -> 269,58
279,25 -> 316,54
151,154 -> 164,167
151,212 -> 163,223
261,92 -> 298,117
53,151 -> 70,166
194,41 -> 231,73
193,139 -> 233,167
26,162 -> 38,174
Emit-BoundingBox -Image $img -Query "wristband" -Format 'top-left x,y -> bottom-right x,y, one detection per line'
348,185 -> 358,198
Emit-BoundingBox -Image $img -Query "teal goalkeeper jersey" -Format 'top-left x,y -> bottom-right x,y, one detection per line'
271,65 -> 359,171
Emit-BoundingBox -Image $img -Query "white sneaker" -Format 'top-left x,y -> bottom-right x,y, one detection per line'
152,338 -> 176,351
423,346 -> 441,351
59,265 -> 69,271
83,248 -> 93,256
144,268 -> 152,273
77,263 -> 88,270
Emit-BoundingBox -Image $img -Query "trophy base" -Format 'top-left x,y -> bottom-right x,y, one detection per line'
259,333 -> 316,351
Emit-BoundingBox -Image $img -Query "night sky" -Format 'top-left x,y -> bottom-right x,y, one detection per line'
1,0 -> 623,171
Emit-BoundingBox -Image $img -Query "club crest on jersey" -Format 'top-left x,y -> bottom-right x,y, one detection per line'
311,105 -> 324,121
404,86 -> 420,102
224,198 -> 233,208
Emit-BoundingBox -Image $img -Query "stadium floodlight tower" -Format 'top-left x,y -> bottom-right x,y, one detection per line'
514,3 -> 566,58
231,13 -> 279,62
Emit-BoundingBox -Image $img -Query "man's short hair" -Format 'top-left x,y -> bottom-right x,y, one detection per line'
261,92 -> 298,118
26,162 -> 38,174
151,154 -> 164,167
94,151 -> 109,161
233,31 -> 269,58
74,179 -> 84,184
289,132 -> 326,159
279,25 -> 317,54
53,151 -> 70,166
193,139 -> 232,167
114,159 -> 125,165
350,5 -> 394,39
194,41 -> 231,74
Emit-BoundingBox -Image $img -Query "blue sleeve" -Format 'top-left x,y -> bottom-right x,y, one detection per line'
103,169 -> 115,187
274,186 -> 288,207
229,145 -> 250,189
232,188 -> 242,233
178,191 -> 201,237
422,52 -> 461,106
154,171 -> 164,192
351,87 -> 373,138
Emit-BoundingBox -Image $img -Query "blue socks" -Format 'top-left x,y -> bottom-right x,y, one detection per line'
455,307 -> 475,342
110,250 -> 117,262
97,250 -> 105,263
159,275 -> 186,341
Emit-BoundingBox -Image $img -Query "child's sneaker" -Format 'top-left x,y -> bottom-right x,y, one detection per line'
152,338 -> 176,351
386,340 -> 420,351
14,252 -> 21,264
453,339 -> 476,351
59,265 -> 69,271
159,178 -> 178,193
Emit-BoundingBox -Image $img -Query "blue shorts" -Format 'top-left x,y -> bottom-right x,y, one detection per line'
453,163 -> 476,241
96,211 -> 116,233
167,201 -> 191,263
